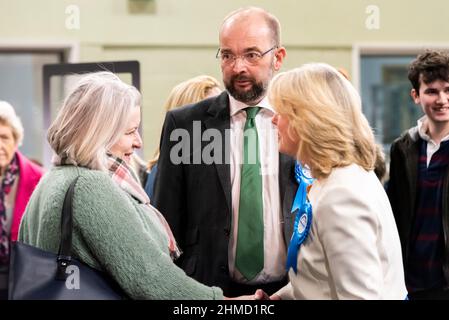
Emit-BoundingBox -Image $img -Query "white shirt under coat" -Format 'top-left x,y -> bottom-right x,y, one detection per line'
228,94 -> 287,284
417,116 -> 449,167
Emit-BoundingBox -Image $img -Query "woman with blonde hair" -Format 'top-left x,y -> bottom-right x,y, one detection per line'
18,72 -> 230,299
145,75 -> 222,199
162,75 -> 222,113
268,63 -> 407,299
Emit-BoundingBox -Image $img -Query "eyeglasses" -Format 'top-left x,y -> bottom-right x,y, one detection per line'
216,46 -> 278,66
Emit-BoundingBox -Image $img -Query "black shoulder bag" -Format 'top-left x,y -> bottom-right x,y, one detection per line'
8,176 -> 127,300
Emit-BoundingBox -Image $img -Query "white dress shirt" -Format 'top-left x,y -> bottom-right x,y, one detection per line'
228,94 -> 287,284
276,164 -> 407,299
417,116 -> 449,167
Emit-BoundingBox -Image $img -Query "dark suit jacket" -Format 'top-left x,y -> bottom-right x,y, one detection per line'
153,92 -> 297,295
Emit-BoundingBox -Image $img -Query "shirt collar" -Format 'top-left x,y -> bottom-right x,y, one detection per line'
417,116 -> 431,142
228,93 -> 274,117
417,116 -> 449,143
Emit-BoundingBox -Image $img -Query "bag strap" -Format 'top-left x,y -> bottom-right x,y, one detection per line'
56,176 -> 79,279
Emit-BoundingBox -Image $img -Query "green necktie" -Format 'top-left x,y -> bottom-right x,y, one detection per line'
235,107 -> 264,280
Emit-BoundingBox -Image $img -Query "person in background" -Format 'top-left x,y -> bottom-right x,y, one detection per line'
19,72 -> 254,299
373,144 -> 387,183
152,7 -> 297,296
387,50 -> 449,299
269,63 -> 407,299
145,75 -> 222,200
0,101 -> 44,299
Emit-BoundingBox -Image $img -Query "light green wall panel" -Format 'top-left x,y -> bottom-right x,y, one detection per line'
1,0 -> 448,159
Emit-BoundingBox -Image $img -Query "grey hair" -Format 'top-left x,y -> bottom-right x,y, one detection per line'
0,101 -> 24,146
47,71 -> 141,171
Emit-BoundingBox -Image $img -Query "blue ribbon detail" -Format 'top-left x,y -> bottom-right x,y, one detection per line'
286,161 -> 314,274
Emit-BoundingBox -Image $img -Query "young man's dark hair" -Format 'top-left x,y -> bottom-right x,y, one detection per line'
408,50 -> 449,92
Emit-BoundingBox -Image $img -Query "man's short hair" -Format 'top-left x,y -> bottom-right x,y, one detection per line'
408,50 -> 449,93
221,7 -> 281,47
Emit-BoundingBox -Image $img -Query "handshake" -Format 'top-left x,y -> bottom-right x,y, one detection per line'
225,289 -> 281,300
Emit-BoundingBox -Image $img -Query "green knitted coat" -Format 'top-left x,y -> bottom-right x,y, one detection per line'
19,166 -> 223,300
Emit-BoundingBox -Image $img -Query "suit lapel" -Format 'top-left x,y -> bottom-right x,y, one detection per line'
279,153 -> 297,243
204,92 -> 232,215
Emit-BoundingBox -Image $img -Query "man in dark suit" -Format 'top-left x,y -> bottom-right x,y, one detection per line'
153,7 -> 297,297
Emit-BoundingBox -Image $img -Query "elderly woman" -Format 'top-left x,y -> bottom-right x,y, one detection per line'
18,72 -> 253,300
268,63 -> 407,299
0,101 -> 43,299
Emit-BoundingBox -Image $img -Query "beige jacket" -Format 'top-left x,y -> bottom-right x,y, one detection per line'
277,164 -> 408,300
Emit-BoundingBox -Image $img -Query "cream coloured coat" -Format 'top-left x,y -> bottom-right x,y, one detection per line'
276,164 -> 408,300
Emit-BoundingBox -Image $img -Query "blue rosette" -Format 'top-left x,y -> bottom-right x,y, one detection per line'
286,162 -> 314,274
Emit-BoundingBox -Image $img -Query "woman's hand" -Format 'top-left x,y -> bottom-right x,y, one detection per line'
224,289 -> 281,300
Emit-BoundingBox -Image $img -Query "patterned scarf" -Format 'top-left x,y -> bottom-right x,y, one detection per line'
0,153 -> 19,265
107,155 -> 181,260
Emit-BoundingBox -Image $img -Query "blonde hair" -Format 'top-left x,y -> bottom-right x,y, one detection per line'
374,143 -> 386,182
47,71 -> 141,171
268,63 -> 376,180
163,75 -> 221,111
0,101 -> 24,146
148,75 -> 222,169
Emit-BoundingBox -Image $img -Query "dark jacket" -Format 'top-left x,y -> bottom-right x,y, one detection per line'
152,92 -> 297,296
387,126 -> 449,284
